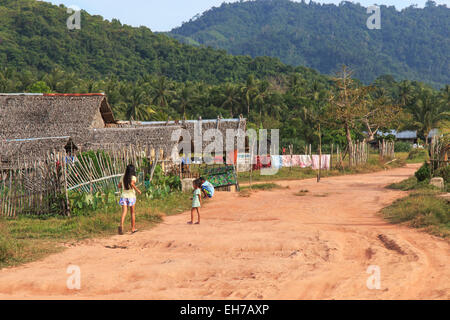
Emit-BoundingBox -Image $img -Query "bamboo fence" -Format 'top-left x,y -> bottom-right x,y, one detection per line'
379,140 -> 395,160
0,145 -> 168,218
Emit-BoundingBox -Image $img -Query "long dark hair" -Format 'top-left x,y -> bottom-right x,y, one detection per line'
124,164 -> 136,190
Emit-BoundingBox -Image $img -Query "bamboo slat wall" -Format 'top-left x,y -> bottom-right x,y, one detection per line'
0,145 -> 168,218
379,140 -> 395,160
349,141 -> 369,167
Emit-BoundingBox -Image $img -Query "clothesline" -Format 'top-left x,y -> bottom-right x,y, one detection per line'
235,154 -> 331,170
271,155 -> 330,170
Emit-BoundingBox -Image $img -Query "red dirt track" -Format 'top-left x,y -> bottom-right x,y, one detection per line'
0,164 -> 448,299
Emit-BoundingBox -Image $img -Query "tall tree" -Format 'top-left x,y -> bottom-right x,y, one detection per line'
409,87 -> 449,142
327,66 -> 402,166
118,84 -> 155,121
150,76 -> 174,108
219,83 -> 241,117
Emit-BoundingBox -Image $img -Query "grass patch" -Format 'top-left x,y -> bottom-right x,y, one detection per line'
387,176 -> 436,191
0,191 -> 191,269
405,149 -> 429,164
239,183 -> 287,197
383,177 -> 449,238
241,183 -> 287,191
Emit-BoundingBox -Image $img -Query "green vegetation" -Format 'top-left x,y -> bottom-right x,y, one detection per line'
241,182 -> 287,191
384,176 -> 449,238
239,182 -> 287,197
394,142 -> 413,153
171,0 -> 450,87
435,166 -> 450,185
0,0 -> 300,84
406,149 -> 429,163
415,162 -> 431,182
0,1 -> 448,154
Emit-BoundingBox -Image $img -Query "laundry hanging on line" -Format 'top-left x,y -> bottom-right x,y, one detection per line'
311,155 -> 331,170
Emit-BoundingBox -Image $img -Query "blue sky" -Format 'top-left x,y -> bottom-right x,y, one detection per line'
46,0 -> 450,31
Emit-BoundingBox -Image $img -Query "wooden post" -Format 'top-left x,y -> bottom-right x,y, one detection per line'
289,144 -> 293,172
317,124 -> 322,183
63,157 -> 71,217
330,143 -> 334,170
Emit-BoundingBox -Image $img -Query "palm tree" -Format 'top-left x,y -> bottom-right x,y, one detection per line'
439,85 -> 450,106
219,83 -> 241,117
118,84 -> 155,121
398,80 -> 413,106
43,68 -> 65,92
409,87 -> 448,142
241,75 -> 257,121
0,68 -> 17,92
173,82 -> 195,119
149,76 -> 174,108
253,80 -> 270,126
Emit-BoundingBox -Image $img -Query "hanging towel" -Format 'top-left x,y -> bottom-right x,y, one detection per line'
322,155 -> 331,170
312,155 -> 331,170
299,155 -> 312,168
291,155 -> 301,167
271,155 -> 282,169
282,155 -> 292,167
311,155 -> 320,170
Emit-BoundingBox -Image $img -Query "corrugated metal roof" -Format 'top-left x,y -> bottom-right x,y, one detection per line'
396,130 -> 417,139
428,128 -> 441,138
141,119 -> 241,125
376,129 -> 439,139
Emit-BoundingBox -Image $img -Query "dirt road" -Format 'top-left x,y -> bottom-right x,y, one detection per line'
0,164 -> 448,299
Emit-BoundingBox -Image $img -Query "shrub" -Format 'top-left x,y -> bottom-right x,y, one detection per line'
395,142 -> 412,153
415,162 -> 430,182
407,149 -> 428,161
434,166 -> 450,184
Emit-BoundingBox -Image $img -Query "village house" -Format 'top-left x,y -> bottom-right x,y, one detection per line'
0,93 -> 246,165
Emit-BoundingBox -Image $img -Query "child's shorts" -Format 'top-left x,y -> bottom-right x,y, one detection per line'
202,188 -> 213,198
119,198 -> 136,207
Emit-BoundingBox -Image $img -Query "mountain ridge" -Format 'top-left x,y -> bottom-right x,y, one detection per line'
0,0 -> 319,85
169,0 -> 450,87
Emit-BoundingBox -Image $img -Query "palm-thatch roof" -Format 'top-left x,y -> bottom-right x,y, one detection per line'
84,125 -> 182,157
0,93 -> 115,140
0,93 -> 114,163
139,116 -> 247,150
0,93 -> 248,164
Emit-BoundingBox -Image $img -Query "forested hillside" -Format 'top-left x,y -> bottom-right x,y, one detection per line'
0,0 -> 448,152
170,0 -> 450,87
0,0 -> 311,83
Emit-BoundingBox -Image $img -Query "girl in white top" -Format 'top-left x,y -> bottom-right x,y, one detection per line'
118,164 -> 142,235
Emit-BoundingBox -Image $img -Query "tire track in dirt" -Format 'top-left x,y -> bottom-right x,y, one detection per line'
0,164 -> 448,300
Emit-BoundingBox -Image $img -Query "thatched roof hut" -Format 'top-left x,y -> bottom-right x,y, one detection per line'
0,93 -> 247,164
139,116 -> 247,150
0,93 -> 115,139
84,126 -> 182,157
0,93 -> 115,163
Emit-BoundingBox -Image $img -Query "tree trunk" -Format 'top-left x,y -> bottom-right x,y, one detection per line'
345,122 -> 353,167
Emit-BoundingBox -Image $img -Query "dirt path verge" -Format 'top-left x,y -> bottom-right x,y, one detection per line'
0,164 -> 448,299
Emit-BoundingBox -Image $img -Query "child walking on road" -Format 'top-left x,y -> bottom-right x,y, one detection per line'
189,179 -> 202,225
118,164 -> 142,235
